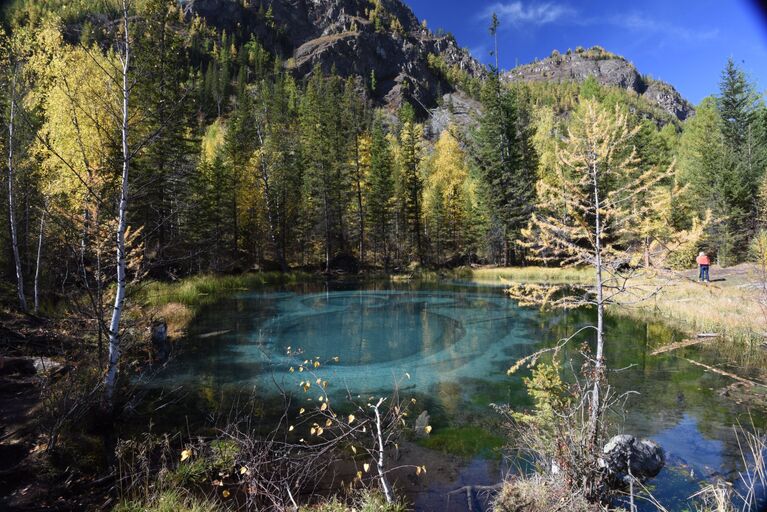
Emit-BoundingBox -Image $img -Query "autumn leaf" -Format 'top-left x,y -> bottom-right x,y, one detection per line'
240,466 -> 248,475
180,449 -> 192,462
348,414 -> 356,424
320,402 -> 328,411
222,489 -> 231,498
363,463 -> 370,472
424,425 -> 432,434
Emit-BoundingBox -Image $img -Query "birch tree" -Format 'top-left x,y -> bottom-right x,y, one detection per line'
105,0 -> 133,402
5,61 -> 26,312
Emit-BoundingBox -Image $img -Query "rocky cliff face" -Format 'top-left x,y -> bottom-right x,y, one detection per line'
184,0 -> 485,112
503,47 -> 694,121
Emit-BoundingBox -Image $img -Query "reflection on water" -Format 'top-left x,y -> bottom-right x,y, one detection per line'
148,280 -> 765,511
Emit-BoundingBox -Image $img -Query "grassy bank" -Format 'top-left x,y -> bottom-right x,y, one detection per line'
464,266 -> 593,285
619,265 -> 765,345
130,272 -> 314,338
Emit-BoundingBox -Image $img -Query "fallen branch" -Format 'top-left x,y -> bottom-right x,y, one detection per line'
683,358 -> 765,387
651,337 -> 716,355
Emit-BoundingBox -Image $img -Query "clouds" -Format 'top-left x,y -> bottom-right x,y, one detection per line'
476,2 -> 718,44
478,2 -> 574,27
611,13 -> 719,42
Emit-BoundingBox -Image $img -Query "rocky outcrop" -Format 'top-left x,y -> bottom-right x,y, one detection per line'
504,47 -> 694,121
183,0 -> 485,113
428,92 -> 482,140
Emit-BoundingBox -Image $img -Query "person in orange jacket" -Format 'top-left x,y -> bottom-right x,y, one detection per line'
696,251 -> 710,282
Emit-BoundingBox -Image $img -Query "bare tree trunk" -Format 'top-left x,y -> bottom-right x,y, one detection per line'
6,65 -> 26,312
323,183 -> 331,272
106,0 -> 131,403
354,133 -> 365,266
371,398 -> 394,503
589,163 -> 605,445
34,206 -> 45,314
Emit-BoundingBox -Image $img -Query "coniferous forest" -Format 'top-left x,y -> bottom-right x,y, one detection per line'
1,1 -> 767,511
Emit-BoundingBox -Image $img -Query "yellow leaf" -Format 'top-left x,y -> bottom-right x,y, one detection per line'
416,466 -> 422,475
356,471 -> 363,480
313,361 -> 320,368
411,398 -> 417,404
299,408 -> 305,415
348,414 -> 356,424
299,367 -> 304,372
316,427 -> 324,435
322,381 -> 328,389
180,449 -> 192,462
351,445 -> 357,454
363,463 -> 370,472
240,466 -> 248,475
223,489 -> 231,498
425,425 -> 432,434
289,425 -> 294,432
289,367 -> 294,373
320,402 -> 328,411
325,419 -> 332,427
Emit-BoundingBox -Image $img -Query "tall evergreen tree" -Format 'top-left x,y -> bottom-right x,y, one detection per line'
367,118 -> 395,269
474,76 -> 537,265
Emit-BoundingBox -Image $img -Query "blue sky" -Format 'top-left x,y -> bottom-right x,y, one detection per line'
407,0 -> 767,105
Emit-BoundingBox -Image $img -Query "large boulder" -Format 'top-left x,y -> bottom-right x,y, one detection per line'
601,434 -> 665,483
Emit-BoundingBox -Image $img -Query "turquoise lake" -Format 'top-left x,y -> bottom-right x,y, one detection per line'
149,280 -> 765,511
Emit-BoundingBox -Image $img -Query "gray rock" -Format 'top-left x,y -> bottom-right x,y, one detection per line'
503,48 -> 694,122
428,92 -> 482,140
182,0 -> 486,112
601,434 -> 665,482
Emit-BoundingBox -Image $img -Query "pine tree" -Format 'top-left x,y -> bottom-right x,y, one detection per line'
474,76 -> 537,265
397,104 -> 425,264
367,118 -> 395,269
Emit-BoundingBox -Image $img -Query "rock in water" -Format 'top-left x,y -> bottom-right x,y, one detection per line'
601,434 -> 665,482
151,321 -> 170,363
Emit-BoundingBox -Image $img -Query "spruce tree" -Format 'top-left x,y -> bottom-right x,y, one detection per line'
474,76 -> 537,265
367,118 -> 395,269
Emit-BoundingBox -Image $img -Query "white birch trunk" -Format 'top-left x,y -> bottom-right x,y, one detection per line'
371,398 -> 394,503
6,66 -> 26,312
34,207 -> 45,314
105,1 -> 131,402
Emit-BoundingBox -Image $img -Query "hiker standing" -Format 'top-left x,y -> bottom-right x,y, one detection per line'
696,251 -> 710,283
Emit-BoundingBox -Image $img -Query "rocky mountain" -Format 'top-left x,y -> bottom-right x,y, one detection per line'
503,47 -> 694,121
183,0 -> 485,112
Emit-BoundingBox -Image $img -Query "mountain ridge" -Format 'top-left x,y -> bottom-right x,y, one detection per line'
503,46 -> 695,121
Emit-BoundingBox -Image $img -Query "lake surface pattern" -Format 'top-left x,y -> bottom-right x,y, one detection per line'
151,280 -> 764,511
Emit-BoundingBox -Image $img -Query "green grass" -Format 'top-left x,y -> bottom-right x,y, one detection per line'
128,271 -> 314,338
467,266 -> 593,285
305,491 -> 407,512
114,490 -> 219,512
418,426 -> 504,458
137,272 -> 313,309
